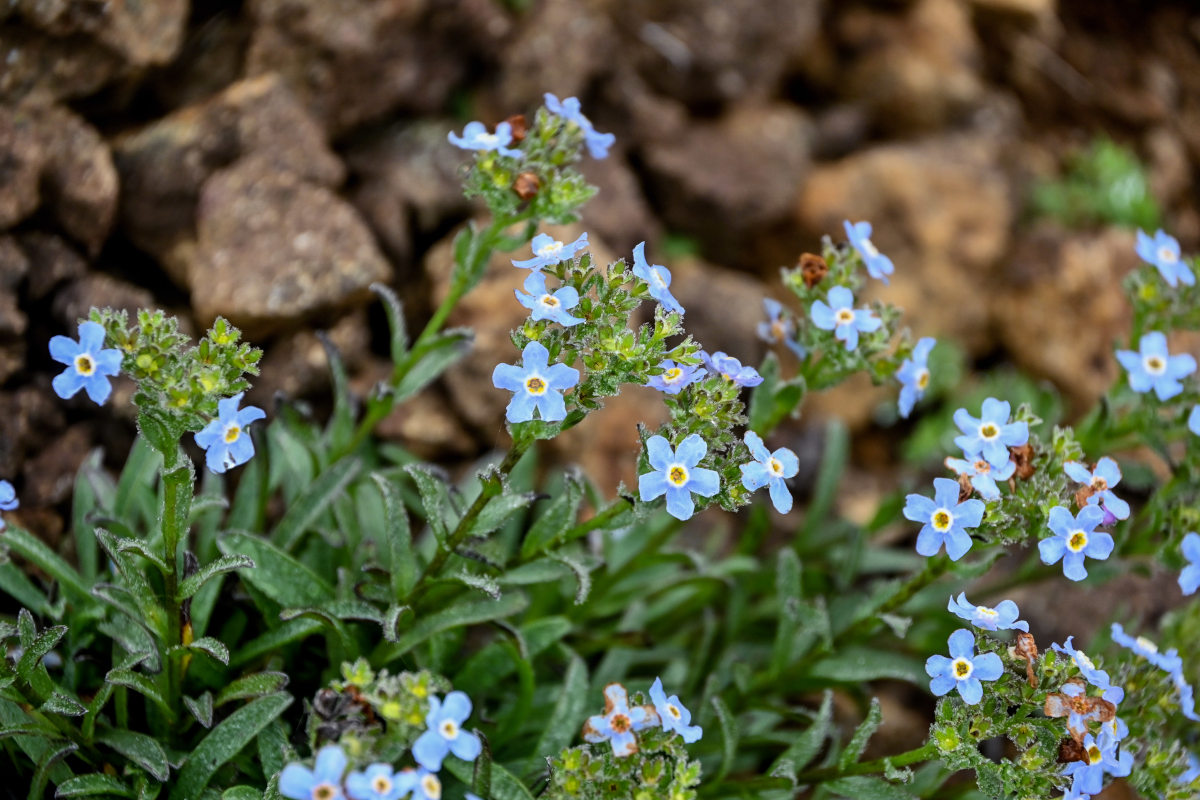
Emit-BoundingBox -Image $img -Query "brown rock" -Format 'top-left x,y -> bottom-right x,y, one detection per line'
152,13 -> 252,109
17,232 -> 86,300
0,25 -> 121,104
22,422 -> 91,506
8,0 -> 187,66
667,257 -> 770,366
796,134 -> 1014,353
551,388 -> 670,493
0,386 -> 65,477
0,236 -> 29,287
578,154 -> 661,256
374,387 -> 476,461
496,0 -> 615,109
0,104 -> 43,228
252,309 -> 372,403
190,156 -> 391,336
51,273 -> 155,327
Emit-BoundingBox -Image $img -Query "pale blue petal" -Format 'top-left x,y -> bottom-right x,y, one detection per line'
915,525 -> 944,557
1063,461 -> 1092,483
664,486 -> 696,520
639,470 -> 669,501
903,494 -> 935,522
1140,331 -> 1168,358
1047,505 -> 1076,537
521,340 -> 550,371
810,300 -> 835,330
314,745 -> 348,783
48,335 -> 80,365
925,653 -> 951,677
545,363 -> 580,390
957,677 -> 983,705
94,349 -> 122,375
1039,535 -> 1066,564
953,499 -> 985,529
1062,551 -> 1088,581
767,478 -> 792,513
442,691 -> 472,723
972,652 -> 1003,681
505,391 -> 538,423
687,467 -> 720,497
675,434 -> 707,467
1093,457 -> 1121,486
77,320 -> 106,351
944,527 -> 973,561
980,397 -> 1011,423
743,431 -> 769,462
413,730 -> 449,771
646,436 -> 673,470
853,310 -> 882,332
450,730 -> 481,761
1182,532 -> 1200,561
279,765 -> 316,799
827,286 -> 853,308
740,462 -> 769,491
932,477 -> 960,509
929,674 -> 955,696
913,337 -> 936,362
52,369 -> 86,399
534,390 -> 567,421
237,405 -> 266,427
1100,491 -> 1129,520
1167,353 -> 1197,380
492,363 -> 526,391
523,271 -> 549,295
217,393 -> 244,422
1084,531 -> 1114,560
1077,504 -> 1105,531
227,434 -> 255,468
202,439 -> 229,473
773,449 -> 799,476
82,374 -> 113,405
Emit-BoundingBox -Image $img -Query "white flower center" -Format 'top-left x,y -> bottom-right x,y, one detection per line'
952,657 -> 973,679
979,422 -> 1000,440
373,776 -> 393,794
666,703 -> 682,720
421,774 -> 441,800
835,308 -> 855,325
1067,530 -> 1088,552
224,424 -> 241,444
540,294 -> 559,308
1076,651 -> 1096,670
862,238 -> 880,258
1158,246 -> 1177,263
1087,744 -> 1103,764
976,606 -> 998,618
312,784 -> 338,800
75,354 -> 95,376
524,375 -> 547,396
440,719 -> 459,739
1135,636 -> 1158,653
650,267 -> 668,287
767,457 -> 784,476
1144,355 -> 1166,375
667,465 -> 689,487
931,509 -> 954,532
916,368 -> 930,390
537,241 -> 564,259
477,132 -> 499,148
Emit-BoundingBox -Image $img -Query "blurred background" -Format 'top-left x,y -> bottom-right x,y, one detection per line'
1,0 -> 1197,602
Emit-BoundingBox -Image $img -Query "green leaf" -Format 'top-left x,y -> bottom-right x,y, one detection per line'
179,555 -> 255,600
771,549 -> 802,677
114,435 -> 161,524
371,283 -> 409,364
270,458 -> 362,551
0,565 -> 53,618
466,490 -> 537,539
801,420 -> 848,541
105,668 -> 168,713
182,637 -> 230,666
227,448 -> 268,533
371,473 -> 415,598
532,648 -> 588,762
40,692 -> 87,716
379,592 -> 529,661
838,698 -> 882,769
218,532 -> 334,607
17,621 -> 66,683
215,673 -> 290,707
2,527 -> 90,602
519,470 -> 583,558
810,648 -> 926,684
826,776 -> 914,800
221,789 -> 261,800
445,757 -> 535,800
97,728 -> 170,782
54,773 -> 136,798
319,332 -> 355,454
71,449 -> 105,580
110,536 -> 169,576
29,740 -> 76,800
710,695 -> 738,782
393,329 -> 473,403
403,464 -> 454,544
185,693 -> 214,728
169,693 -> 292,800
230,619 -> 324,667
773,690 -> 833,774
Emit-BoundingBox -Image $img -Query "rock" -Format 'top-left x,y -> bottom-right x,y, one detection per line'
7,0 -> 187,67
189,156 -> 391,336
374,387 -> 476,461
252,309 -> 372,403
0,236 -> 29,287
23,423 -> 91,506
622,0 -> 822,106
0,104 -> 43,228
52,273 -> 155,327
993,225 -> 1133,412
151,13 -> 253,109
1145,126 -> 1190,207
114,74 -> 345,279
666,257 -> 770,365
28,104 -> 118,255
642,104 -> 812,267
578,154 -> 661,256
0,235 -> 28,375
0,25 -> 122,104
796,134 -> 1014,354
17,232 -> 86,300
839,0 -> 986,136
551,388 -> 671,493
0,386 -> 65,477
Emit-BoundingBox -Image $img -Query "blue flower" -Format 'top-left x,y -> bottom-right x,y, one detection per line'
944,452 -> 1016,501
903,477 -> 985,561
1115,331 -> 1196,401
515,271 -> 584,326
544,93 -> 615,159
756,298 -> 805,358
1061,731 -> 1132,800
896,337 -> 935,418
739,431 -> 798,513
511,232 -> 589,271
649,677 -> 702,743
843,220 -> 895,284
947,593 -> 1028,632
1064,458 -> 1130,521
702,351 -> 763,387
0,480 -> 16,532
492,340 -> 580,424
810,286 -> 882,351
448,121 -> 522,158
1135,228 -> 1195,288
632,242 -> 684,316
1175,672 -> 1200,722
194,393 -> 267,475
1110,623 -> 1183,675
952,397 -> 1029,469
1189,404 -> 1200,437
638,434 -> 720,521
49,320 -> 122,405
1179,752 -> 1200,786
1181,532 -> 1200,595
346,763 -> 412,800
1052,637 -> 1124,704
645,360 -> 706,395
1040,505 -> 1112,582
925,629 -> 1003,705
413,691 -> 482,772
404,769 -> 443,800
582,683 -> 660,757
279,745 -> 347,800
1053,682 -> 1111,738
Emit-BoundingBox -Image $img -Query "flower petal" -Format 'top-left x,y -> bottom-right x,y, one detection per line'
675,434 -> 707,468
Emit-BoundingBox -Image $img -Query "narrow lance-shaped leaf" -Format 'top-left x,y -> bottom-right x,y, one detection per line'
169,693 -> 293,800
371,473 -> 415,598
271,458 -> 362,551
179,554 -> 255,600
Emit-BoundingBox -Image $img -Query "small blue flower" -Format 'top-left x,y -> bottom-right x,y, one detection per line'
1189,404 -> 1200,437
49,320 -> 122,405
649,677 -> 702,743
645,360 -> 706,395
947,593 -> 1028,632
843,220 -> 895,284
1061,731 -> 1132,800
515,271 -> 584,327
1135,228 -> 1195,288
1179,752 -> 1200,786
638,434 -> 721,521
1115,331 -> 1196,401
896,337 -> 935,418
903,477 -> 985,561
1110,623 -> 1183,675
279,745 -> 347,800
194,393 -> 267,475
0,480 -> 16,532
492,341 -> 580,424
1054,682 -> 1110,738
810,286 -> 882,351
1052,637 -> 1124,704
404,769 -> 443,800
702,351 -> 763,387
1175,672 -> 1200,722
756,298 -> 805,358
952,397 -> 1029,469
413,691 -> 483,772
448,121 -> 522,158
582,683 -> 660,757
632,242 -> 684,316
1040,505 -> 1113,582
511,232 -> 590,271
544,93 -> 615,159
944,452 -> 1016,501
1181,532 -> 1200,596
1100,715 -> 1128,742
739,431 -> 798,513
1064,458 -> 1130,521
925,629 -> 1003,705
346,763 -> 412,800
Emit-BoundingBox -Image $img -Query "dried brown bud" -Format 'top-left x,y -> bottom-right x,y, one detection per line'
1058,737 -> 1088,764
1010,443 -> 1035,480
1074,485 -> 1096,509
1014,631 -> 1039,687
798,253 -> 828,288
955,472 -> 974,502
1045,677 -> 1116,742
505,114 -> 528,142
513,172 -> 541,201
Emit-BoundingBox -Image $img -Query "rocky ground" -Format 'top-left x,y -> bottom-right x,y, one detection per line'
1,0 -> 1198,588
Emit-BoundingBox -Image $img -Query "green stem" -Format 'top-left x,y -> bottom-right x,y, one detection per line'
793,741 -> 938,785
158,448 -> 189,727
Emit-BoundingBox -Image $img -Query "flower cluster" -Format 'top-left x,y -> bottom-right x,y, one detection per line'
1111,624 -> 1199,722
925,629 -> 1003,705
545,93 -> 614,160
582,679 -> 701,757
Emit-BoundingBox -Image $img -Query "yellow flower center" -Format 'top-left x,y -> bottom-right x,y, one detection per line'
542,294 -> 559,307
1087,745 -> 1102,764
373,776 -> 393,794
663,367 -> 683,383
1067,530 -> 1088,551
667,703 -> 682,719
668,466 -> 689,487
767,457 -> 784,476
224,424 -> 241,443
312,785 -> 338,800
952,658 -> 973,679
421,774 -> 441,800
979,423 -> 999,439
1135,636 -> 1157,653
770,320 -> 786,340
1158,246 -> 1177,263
1091,476 -> 1107,491
916,368 -> 930,389
440,719 -> 459,739
1144,355 -> 1165,374
932,510 -> 953,531
976,606 -> 998,618
609,712 -> 632,733
75,354 -> 95,376
525,376 -> 546,395
835,308 -> 855,325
